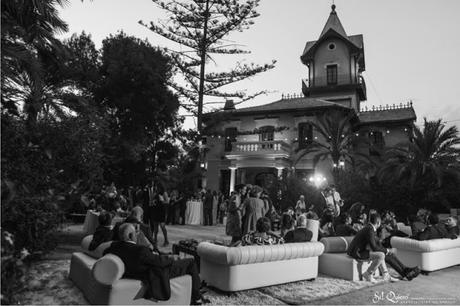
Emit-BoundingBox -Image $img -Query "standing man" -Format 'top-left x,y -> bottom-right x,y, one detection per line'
203,189 -> 213,226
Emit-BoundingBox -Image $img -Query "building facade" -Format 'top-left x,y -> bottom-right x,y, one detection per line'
202,5 -> 416,194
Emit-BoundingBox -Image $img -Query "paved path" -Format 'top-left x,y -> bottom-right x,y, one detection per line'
308,265 -> 460,305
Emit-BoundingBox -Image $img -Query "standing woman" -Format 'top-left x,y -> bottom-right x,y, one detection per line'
242,186 -> 267,235
226,184 -> 245,243
212,190 -> 219,225
148,188 -> 169,247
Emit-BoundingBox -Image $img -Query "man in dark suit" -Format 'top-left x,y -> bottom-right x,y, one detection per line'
104,223 -> 208,304
348,213 -> 419,282
284,215 -> 313,243
445,216 -> 459,238
203,189 -> 213,226
416,214 -> 450,240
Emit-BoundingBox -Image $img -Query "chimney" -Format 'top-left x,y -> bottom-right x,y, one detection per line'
224,99 -> 235,110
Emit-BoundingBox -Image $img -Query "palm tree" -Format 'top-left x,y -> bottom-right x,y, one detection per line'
1,0 -> 69,127
379,118 -> 460,189
293,110 -> 359,181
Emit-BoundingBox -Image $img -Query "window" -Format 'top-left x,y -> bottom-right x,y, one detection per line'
369,131 -> 385,156
224,127 -> 237,152
259,126 -> 274,142
326,64 -> 338,85
328,43 -> 336,50
298,122 -> 313,149
259,126 -> 274,149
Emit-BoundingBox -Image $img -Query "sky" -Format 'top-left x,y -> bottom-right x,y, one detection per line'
59,0 -> 460,130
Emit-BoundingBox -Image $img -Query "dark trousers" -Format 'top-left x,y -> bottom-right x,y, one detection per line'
385,253 -> 408,277
204,208 -> 213,226
170,258 -> 201,301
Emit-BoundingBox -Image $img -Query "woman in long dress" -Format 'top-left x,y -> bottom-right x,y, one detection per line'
226,184 -> 245,243
242,186 -> 267,235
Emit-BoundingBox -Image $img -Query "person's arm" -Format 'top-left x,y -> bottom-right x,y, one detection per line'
140,247 -> 173,268
368,227 -> 388,254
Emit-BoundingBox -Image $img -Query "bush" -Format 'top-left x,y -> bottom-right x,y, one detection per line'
1,230 -> 31,305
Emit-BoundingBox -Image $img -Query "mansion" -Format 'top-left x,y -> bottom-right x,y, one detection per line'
202,5 -> 416,194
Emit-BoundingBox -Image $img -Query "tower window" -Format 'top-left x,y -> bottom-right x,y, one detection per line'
328,43 -> 336,50
326,64 -> 338,85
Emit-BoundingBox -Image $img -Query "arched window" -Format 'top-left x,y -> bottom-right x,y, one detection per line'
298,122 -> 313,149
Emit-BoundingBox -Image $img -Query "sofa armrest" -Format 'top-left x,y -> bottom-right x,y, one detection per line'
92,253 -> 125,285
391,236 -> 460,252
197,241 -> 324,266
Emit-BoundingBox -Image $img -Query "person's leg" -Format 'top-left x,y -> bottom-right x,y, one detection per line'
160,222 -> 169,245
151,222 -> 159,243
365,251 -> 385,278
169,258 -> 202,302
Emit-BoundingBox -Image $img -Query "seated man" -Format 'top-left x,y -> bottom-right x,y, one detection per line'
347,213 -> 419,283
284,215 -> 313,243
112,205 -> 157,249
335,213 -> 358,237
241,217 -> 284,246
445,216 -> 459,238
89,211 -> 113,251
104,223 -> 208,304
416,214 -> 450,240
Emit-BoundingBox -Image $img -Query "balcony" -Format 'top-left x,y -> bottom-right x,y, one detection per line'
302,74 -> 367,100
225,140 -> 291,159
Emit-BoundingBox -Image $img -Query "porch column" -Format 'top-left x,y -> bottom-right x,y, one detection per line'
276,167 -> 284,178
229,166 -> 237,194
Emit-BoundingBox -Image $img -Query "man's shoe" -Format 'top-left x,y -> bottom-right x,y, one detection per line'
405,268 -> 420,281
362,271 -> 377,283
382,272 -> 400,282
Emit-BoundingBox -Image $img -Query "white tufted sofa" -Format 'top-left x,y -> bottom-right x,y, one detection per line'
197,219 -> 324,292
69,235 -> 192,305
390,236 -> 460,272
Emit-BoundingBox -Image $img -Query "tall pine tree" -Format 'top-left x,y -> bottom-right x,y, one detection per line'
140,0 -> 276,132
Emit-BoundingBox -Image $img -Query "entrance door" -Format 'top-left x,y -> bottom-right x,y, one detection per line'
254,171 -> 277,189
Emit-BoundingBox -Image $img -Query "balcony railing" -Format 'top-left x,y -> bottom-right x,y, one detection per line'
303,73 -> 365,88
228,140 -> 290,154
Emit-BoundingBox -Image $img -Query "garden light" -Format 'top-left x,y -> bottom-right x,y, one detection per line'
308,174 -> 327,188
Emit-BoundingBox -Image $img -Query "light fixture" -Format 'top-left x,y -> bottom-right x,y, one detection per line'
386,130 -> 390,134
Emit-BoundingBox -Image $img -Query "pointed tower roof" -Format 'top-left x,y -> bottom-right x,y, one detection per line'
319,5 -> 347,39
300,4 -> 365,70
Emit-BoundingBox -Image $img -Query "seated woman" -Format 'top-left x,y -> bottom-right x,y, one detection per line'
241,217 -> 284,246
280,212 -> 295,237
89,212 -> 113,250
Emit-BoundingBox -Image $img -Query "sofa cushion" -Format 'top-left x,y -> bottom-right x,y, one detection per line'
306,219 -> 319,242
81,235 -> 112,259
320,236 -> 354,253
197,241 -> 324,266
390,236 -> 460,252
92,253 -> 125,285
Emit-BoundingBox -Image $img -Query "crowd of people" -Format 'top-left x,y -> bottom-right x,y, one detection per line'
83,181 -> 459,303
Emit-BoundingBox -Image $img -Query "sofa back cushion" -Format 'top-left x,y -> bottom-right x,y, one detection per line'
197,241 -> 324,266
320,236 -> 355,253
92,253 -> 125,285
81,235 -> 112,259
306,219 -> 319,242
391,236 -> 460,252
